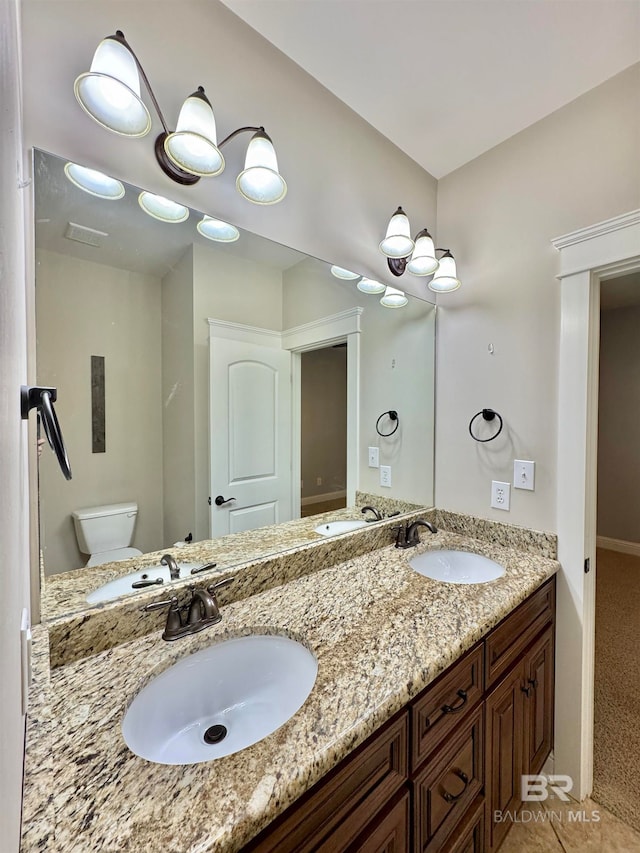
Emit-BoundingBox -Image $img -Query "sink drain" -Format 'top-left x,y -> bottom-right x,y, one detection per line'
204,724 -> 228,745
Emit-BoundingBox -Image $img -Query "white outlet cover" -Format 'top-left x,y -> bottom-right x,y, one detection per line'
380,465 -> 392,488
368,446 -> 379,468
491,480 -> 511,510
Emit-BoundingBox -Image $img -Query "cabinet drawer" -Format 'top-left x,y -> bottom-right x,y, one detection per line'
485,577 -> 555,688
243,712 -> 408,853
411,644 -> 483,771
413,707 -> 484,853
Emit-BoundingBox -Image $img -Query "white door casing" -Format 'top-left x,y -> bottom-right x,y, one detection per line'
209,320 -> 292,537
552,209 -> 640,800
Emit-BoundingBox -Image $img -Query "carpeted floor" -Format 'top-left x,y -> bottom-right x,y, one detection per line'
593,547 -> 640,834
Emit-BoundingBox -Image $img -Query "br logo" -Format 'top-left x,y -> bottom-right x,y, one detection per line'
521,775 -> 573,802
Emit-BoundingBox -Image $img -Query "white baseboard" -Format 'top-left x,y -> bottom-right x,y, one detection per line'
301,490 -> 346,507
596,535 -> 640,557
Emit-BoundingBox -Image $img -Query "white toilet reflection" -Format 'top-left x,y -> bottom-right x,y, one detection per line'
72,501 -> 143,568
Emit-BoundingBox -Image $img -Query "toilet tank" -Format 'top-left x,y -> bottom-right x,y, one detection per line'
72,502 -> 138,555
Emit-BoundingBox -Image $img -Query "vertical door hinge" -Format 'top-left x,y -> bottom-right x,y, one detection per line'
584,558 -> 590,574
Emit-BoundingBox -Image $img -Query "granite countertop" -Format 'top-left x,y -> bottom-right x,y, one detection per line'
22,528 -> 558,853
42,496 -> 425,620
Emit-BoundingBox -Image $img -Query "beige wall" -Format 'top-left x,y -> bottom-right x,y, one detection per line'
597,304 -> 640,543
436,64 -> 640,533
161,247 -> 196,547
0,0 -> 30,847
283,258 -> 436,507
36,250 -> 164,573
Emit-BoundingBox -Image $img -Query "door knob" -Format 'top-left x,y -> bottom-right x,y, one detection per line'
214,495 -> 236,507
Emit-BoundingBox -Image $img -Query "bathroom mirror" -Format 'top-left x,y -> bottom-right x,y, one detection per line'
34,149 -> 435,619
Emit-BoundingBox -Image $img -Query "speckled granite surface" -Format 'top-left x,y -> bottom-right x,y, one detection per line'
22,529 -> 558,853
436,509 -> 558,559
45,508 -> 435,668
42,500 -> 425,621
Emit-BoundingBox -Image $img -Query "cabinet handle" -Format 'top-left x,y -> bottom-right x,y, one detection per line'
442,689 -> 468,715
521,683 -> 533,697
441,769 -> 469,803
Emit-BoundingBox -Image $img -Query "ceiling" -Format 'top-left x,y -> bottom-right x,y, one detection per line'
220,0 -> 640,178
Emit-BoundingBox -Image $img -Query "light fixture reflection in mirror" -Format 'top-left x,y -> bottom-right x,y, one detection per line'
380,286 -> 408,308
64,162 -> 125,200
138,191 -> 190,223
357,277 -> 386,294
197,216 -> 240,243
330,266 -> 360,281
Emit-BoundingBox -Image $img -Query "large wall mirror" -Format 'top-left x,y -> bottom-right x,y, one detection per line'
34,149 -> 435,619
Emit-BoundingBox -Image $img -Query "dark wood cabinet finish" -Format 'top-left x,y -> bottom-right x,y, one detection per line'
411,644 -> 484,771
413,707 -> 484,853
241,576 -> 556,853
244,713 -> 408,853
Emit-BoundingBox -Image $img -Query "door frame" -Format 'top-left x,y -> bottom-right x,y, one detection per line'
552,209 -> 640,800
282,308 -> 362,519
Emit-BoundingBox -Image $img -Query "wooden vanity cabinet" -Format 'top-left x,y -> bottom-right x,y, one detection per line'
241,576 -> 555,853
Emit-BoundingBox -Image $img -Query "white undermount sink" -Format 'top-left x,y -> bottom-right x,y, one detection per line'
122,634 -> 318,764
409,550 -> 506,584
314,519 -> 368,536
86,562 -> 202,605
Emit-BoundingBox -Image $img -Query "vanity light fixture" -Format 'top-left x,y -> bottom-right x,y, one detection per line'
64,162 -> 125,200
74,31 -> 287,203
330,266 -> 361,281
197,215 -> 240,243
357,277 -> 386,295
380,206 -> 461,291
138,191 -> 189,223
380,285 -> 408,308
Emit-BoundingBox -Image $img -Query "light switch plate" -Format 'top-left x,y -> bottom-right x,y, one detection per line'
514,459 -> 535,491
380,465 -> 392,488
491,481 -> 511,510
368,446 -> 379,468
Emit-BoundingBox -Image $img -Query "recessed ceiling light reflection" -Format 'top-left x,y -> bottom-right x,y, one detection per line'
330,265 -> 360,280
380,285 -> 408,308
197,215 -> 240,242
357,277 -> 386,294
138,192 -> 189,223
64,162 -> 125,200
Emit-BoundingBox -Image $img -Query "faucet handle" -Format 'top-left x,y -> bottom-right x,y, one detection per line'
392,525 -> 409,548
207,576 -> 235,596
141,596 -> 179,613
190,561 -> 217,575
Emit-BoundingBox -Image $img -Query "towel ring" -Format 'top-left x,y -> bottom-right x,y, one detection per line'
376,410 -> 399,437
469,408 -> 503,443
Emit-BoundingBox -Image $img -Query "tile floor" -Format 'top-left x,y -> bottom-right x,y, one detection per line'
501,797 -> 640,852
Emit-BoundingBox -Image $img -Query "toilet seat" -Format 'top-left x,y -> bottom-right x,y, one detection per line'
86,547 -> 143,568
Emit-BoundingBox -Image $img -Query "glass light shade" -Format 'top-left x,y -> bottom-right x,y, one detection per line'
64,162 -> 125,200
138,192 -> 189,223
197,215 -> 240,242
164,89 -> 224,177
379,207 -> 414,258
429,251 -> 461,292
237,131 -> 287,205
407,229 -> 439,276
74,36 -> 151,137
380,286 -> 408,308
330,266 -> 360,280
357,277 -> 386,295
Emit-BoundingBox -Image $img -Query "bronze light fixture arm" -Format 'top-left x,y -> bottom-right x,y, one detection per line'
219,125 -> 264,148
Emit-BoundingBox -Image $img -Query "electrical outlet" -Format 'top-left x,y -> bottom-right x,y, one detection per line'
316,476 -> 322,487
514,459 -> 535,491
491,480 -> 511,510
368,446 -> 380,468
380,465 -> 392,488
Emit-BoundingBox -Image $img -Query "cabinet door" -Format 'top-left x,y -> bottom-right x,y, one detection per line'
347,789 -> 410,853
522,625 -> 554,778
485,663 -> 524,853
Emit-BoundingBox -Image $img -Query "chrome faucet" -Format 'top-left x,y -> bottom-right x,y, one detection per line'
160,553 -> 180,580
394,519 -> 438,549
141,576 -> 235,641
361,505 -> 383,521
